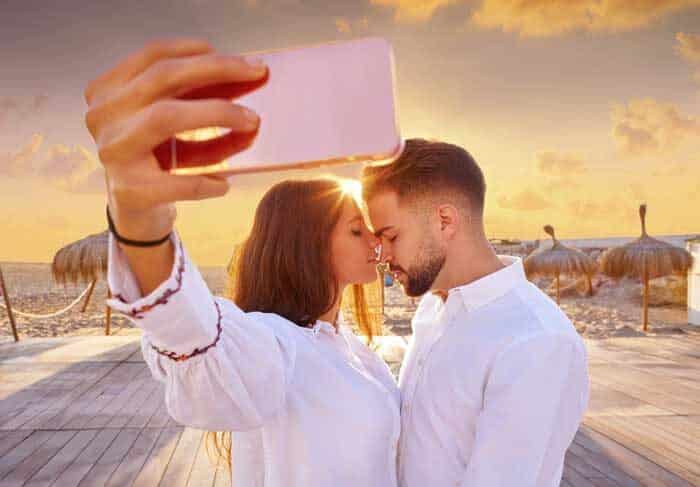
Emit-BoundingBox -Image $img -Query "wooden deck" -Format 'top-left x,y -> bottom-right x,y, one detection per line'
0,333 -> 698,486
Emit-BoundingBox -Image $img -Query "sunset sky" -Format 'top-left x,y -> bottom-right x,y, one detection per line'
1,0 -> 699,266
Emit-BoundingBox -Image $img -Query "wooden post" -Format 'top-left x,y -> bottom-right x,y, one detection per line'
80,279 -> 97,313
586,274 -> 593,297
556,273 -> 561,305
642,274 -> 649,332
105,287 -> 112,336
0,265 -> 19,342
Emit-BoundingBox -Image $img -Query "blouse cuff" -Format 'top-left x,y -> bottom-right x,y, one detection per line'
106,227 -> 220,358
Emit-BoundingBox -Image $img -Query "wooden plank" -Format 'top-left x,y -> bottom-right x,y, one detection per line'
132,427 -> 182,487
589,366 -> 700,415
0,431 -> 32,459
145,399 -> 170,429
6,363 -> 117,430
0,430 -> 76,486
40,362 -> 144,430
586,383 -> 674,417
77,429 -> 140,487
562,464 -> 596,486
574,426 -> 694,487
567,441 -> 646,487
83,365 -> 152,429
159,427 -> 203,486
0,431 -> 54,480
105,378 -> 160,429
585,416 -> 700,485
0,363 -> 91,429
60,362 -> 146,429
186,430 -> 218,487
50,429 -> 120,487
23,430 -> 98,487
105,428 -> 161,486
127,383 -> 165,429
565,450 -> 609,481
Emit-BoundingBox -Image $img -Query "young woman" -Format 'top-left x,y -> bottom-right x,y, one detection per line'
88,39 -> 399,486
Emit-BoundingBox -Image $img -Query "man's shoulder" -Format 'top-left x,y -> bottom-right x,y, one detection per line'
453,281 -> 583,352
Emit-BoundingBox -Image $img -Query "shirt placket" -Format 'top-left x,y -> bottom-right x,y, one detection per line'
399,300 -> 458,484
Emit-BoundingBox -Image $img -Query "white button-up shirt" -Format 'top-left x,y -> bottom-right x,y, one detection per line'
397,256 -> 589,487
105,229 -> 400,487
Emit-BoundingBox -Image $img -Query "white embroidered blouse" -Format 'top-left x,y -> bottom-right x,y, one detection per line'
105,228 -> 400,487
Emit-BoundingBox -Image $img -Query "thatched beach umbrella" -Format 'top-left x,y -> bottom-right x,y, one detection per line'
524,225 -> 597,305
601,204 -> 693,331
51,230 -> 112,334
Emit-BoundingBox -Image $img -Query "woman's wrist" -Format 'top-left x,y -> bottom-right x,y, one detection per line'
107,200 -> 176,244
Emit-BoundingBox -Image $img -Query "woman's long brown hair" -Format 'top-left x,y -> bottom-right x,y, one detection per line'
205,177 -> 384,477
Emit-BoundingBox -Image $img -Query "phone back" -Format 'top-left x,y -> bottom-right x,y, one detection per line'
171,37 -> 402,175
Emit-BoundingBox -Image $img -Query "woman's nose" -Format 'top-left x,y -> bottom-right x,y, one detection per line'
367,232 -> 380,249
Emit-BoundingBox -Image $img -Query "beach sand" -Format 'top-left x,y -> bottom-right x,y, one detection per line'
1,261 -> 696,343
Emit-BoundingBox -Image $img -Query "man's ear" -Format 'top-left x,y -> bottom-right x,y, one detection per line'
436,204 -> 460,239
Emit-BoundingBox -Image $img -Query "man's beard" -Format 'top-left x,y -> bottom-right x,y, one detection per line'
399,239 -> 446,297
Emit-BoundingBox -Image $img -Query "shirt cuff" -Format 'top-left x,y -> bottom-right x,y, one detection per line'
106,227 -> 220,357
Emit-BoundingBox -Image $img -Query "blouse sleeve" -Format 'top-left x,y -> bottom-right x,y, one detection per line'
106,228 -> 296,432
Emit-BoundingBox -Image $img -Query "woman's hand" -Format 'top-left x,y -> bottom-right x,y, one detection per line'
84,38 -> 267,239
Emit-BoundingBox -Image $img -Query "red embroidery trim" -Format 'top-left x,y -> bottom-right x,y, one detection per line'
149,300 -> 223,362
112,238 -> 186,319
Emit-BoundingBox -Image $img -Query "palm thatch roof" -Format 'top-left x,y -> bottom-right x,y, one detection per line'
601,204 -> 693,331
51,230 -> 109,286
601,205 -> 693,281
524,225 -> 597,279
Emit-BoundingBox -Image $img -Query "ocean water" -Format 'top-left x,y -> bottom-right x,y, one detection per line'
556,234 -> 699,249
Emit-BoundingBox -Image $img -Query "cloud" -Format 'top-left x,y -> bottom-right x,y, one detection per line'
611,98 -> 700,157
470,0 -> 700,38
334,16 -> 370,34
369,0 -> 458,23
536,151 -> 587,177
651,162 -> 689,177
676,32 -> 700,63
0,134 -> 44,178
0,136 -> 105,193
33,144 -> 105,193
676,32 -> 700,90
534,151 -> 588,192
370,0 -> 700,36
0,95 -> 49,127
568,196 -> 630,219
498,188 -> 553,211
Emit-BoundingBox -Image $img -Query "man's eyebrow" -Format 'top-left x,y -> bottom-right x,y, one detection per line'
373,225 -> 394,237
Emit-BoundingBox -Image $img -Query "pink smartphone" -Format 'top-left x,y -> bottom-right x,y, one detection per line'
156,37 -> 403,176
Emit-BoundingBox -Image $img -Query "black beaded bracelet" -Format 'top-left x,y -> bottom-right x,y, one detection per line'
106,205 -> 172,247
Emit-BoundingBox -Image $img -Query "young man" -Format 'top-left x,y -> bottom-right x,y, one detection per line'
362,139 -> 589,487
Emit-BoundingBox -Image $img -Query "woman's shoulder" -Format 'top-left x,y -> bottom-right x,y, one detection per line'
213,297 -> 305,339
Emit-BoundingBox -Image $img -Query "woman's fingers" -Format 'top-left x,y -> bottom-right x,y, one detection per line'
153,128 -> 260,171
96,98 -> 259,164
86,53 -> 267,137
165,173 -> 233,202
84,38 -> 213,106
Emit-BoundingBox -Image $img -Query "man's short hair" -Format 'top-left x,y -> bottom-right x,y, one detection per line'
361,138 -> 486,216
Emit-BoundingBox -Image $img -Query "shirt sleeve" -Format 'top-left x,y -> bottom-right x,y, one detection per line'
106,228 -> 296,432
459,333 -> 588,487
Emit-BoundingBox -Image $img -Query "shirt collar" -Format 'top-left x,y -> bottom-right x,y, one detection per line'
447,255 -> 527,313
312,312 -> 344,337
